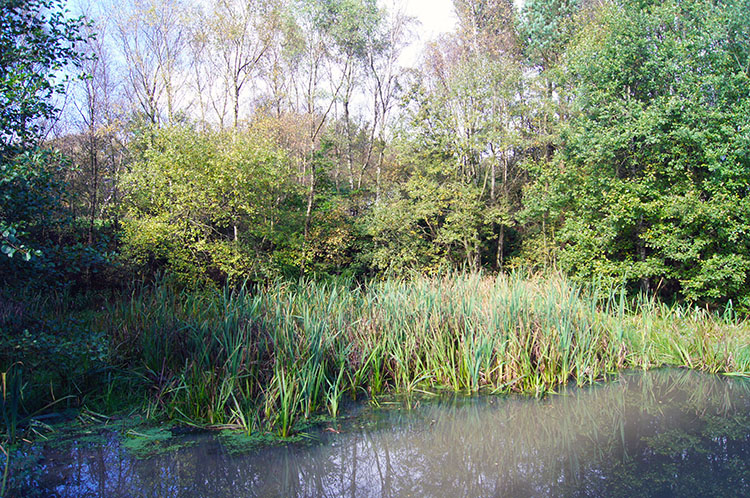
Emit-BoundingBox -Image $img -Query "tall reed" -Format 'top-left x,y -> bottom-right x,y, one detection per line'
102,272 -> 750,435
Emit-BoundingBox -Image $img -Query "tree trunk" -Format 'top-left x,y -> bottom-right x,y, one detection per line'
496,224 -> 504,269
638,216 -> 650,293
88,129 -> 98,246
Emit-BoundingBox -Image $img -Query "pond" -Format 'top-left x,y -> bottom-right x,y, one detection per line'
15,369 -> 750,497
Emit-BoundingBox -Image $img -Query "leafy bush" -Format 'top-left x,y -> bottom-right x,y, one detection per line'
0,150 -> 118,289
121,125 -> 304,286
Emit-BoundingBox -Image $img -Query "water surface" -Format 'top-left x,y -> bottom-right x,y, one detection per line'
19,369 -> 750,497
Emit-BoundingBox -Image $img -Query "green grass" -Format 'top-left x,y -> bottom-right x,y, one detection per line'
3,272 -> 750,440
100,272 -> 750,434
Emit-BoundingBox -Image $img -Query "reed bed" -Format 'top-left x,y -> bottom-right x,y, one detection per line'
97,272 -> 750,436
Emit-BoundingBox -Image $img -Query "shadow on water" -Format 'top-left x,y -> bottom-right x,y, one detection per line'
13,369 -> 750,497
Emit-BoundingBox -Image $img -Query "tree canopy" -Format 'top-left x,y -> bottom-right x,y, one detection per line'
0,0 -> 88,265
534,0 -> 750,302
1,0 -> 749,306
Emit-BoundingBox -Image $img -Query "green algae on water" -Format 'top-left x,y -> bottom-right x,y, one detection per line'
121,426 -> 197,458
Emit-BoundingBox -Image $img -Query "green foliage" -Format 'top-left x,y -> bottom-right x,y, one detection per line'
0,225 -> 35,261
122,124 -> 303,285
284,0 -> 382,66
393,42 -> 528,273
0,151 -> 58,266
517,0 -> 580,69
0,0 -> 114,290
0,0 -> 89,154
0,150 -> 116,288
318,0 -> 381,59
305,190 -> 364,277
523,0 -> 750,305
362,163 -> 489,274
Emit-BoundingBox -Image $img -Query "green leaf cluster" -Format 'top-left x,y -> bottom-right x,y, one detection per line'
525,0 -> 750,304
121,125 -> 304,286
0,0 -> 89,154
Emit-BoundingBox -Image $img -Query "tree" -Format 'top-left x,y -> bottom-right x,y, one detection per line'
366,3 -> 412,200
528,0 -> 750,304
61,3 -> 127,245
396,17 -> 526,270
517,0 -> 580,72
330,0 -> 378,192
192,0 -> 279,129
0,0 -> 88,154
281,0 -> 382,271
122,124 -> 301,284
454,0 -> 517,57
0,0 -> 88,261
114,0 -> 193,126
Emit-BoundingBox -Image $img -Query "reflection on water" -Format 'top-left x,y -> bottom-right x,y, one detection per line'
20,369 -> 750,497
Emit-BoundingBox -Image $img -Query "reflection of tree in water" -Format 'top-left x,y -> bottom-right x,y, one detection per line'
27,369 -> 750,497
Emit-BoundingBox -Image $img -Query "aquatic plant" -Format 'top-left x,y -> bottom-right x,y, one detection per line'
97,272 -> 749,435
3,271 -> 748,438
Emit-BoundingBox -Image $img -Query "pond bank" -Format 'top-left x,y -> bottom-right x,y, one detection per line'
3,273 -> 749,445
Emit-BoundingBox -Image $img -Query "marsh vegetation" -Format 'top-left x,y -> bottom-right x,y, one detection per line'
3,273 -> 749,444
2,0 -> 750,494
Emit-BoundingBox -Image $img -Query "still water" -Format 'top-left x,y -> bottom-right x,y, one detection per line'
20,369 -> 750,497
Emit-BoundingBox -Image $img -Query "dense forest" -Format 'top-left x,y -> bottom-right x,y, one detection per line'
2,0 -> 748,304
2,0 -> 750,472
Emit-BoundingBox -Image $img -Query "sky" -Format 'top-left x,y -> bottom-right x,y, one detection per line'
394,0 -> 525,66
403,0 -> 459,38
396,0 -> 458,66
